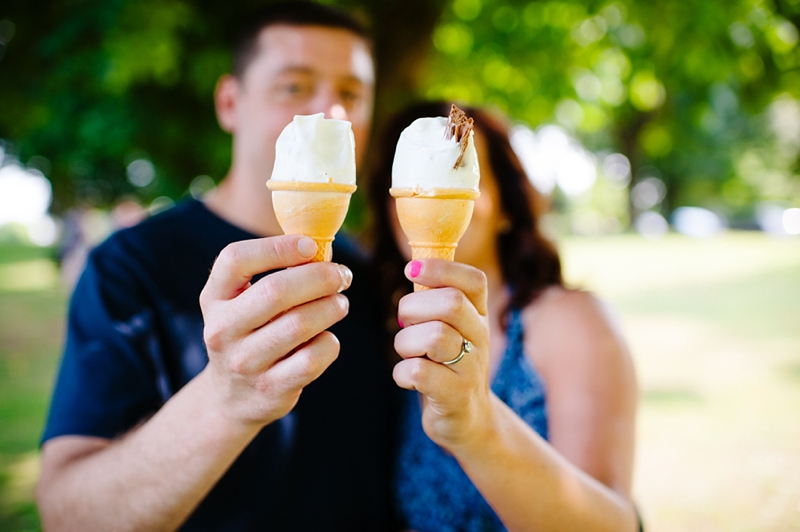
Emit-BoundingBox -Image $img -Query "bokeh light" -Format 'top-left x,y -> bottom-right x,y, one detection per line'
672,207 -> 727,238
510,124 -> 597,198
189,175 -> 216,199
126,158 -> 156,188
27,215 -> 60,246
783,207 -> 800,234
755,202 -> 800,235
0,160 -> 58,247
148,196 -> 174,215
634,210 -> 669,238
631,177 -> 666,211
0,164 -> 52,225
602,153 -> 632,189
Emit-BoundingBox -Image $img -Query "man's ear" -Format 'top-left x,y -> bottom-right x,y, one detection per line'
215,74 -> 239,133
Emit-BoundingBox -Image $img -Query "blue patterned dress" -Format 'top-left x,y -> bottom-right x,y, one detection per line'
393,309 -> 549,532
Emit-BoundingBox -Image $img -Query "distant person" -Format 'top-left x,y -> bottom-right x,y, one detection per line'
369,102 -> 641,531
37,3 -> 396,530
109,196 -> 146,229
57,197 -> 145,290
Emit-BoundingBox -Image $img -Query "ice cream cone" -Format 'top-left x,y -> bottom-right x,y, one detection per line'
390,186 -> 480,290
267,180 -> 357,262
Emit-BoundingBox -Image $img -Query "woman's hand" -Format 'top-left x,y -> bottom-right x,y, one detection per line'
393,258 -> 493,452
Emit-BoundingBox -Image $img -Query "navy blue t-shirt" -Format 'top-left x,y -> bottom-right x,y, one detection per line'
43,199 -> 396,530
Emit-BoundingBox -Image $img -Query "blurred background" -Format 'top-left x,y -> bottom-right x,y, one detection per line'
1,0 -> 799,530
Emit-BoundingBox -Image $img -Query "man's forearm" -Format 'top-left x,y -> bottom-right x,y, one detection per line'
37,369 -> 262,531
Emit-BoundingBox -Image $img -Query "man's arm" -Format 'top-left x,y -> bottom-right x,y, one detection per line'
37,236 -> 352,531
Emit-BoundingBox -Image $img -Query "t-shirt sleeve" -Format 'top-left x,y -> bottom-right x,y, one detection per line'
42,242 -> 165,443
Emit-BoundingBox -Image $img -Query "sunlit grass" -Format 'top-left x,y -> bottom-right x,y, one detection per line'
561,232 -> 800,299
560,232 -> 800,532
0,233 -> 798,531
0,261 -> 60,293
0,244 -> 64,531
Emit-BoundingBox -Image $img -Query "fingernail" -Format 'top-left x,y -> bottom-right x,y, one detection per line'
297,237 -> 317,258
408,260 -> 422,278
337,265 -> 353,293
398,318 -> 404,329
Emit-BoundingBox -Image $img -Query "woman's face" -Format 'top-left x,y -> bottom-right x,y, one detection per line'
389,131 -> 505,271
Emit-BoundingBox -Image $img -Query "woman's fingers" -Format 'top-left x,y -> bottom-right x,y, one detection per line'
394,320 -> 464,364
397,286 -> 487,351
404,259 -> 488,316
393,357 -> 459,396
394,260 -> 494,450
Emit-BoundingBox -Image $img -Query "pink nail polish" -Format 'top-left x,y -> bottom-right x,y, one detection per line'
409,261 -> 422,278
398,318 -> 404,329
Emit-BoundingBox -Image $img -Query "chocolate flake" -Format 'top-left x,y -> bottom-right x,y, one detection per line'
443,104 -> 474,169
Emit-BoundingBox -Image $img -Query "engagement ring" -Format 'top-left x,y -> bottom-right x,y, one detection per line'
443,338 -> 472,366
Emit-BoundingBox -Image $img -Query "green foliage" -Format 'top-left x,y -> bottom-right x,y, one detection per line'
1,0 -> 232,210
422,0 -> 800,221
1,0 -> 798,222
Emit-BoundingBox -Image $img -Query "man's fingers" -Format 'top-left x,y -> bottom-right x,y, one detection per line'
201,243 -> 353,339
404,259 -> 488,316
266,331 -> 341,392
201,235 -> 318,303
221,261 -> 352,333
232,294 -> 349,374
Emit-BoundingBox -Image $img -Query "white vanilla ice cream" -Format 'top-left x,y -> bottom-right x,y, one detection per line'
392,116 -> 480,193
271,113 -> 356,185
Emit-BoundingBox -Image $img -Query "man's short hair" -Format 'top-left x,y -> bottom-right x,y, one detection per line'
232,1 -> 371,79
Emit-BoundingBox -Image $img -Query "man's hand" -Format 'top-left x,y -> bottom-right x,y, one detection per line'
199,235 -> 352,428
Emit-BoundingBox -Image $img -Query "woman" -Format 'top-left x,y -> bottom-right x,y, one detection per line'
368,102 -> 641,531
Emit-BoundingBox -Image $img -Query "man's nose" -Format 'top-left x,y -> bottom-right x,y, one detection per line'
308,87 -> 349,121
326,103 -> 348,121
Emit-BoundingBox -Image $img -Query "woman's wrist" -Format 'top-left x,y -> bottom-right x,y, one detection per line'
443,392 -> 504,460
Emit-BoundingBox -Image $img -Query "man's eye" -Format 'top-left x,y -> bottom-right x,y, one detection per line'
278,82 -> 311,97
341,89 -> 362,104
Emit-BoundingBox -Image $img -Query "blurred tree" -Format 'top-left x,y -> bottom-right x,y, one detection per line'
420,0 -> 800,224
0,0 -> 446,218
1,0 -> 798,228
426,0 -> 800,224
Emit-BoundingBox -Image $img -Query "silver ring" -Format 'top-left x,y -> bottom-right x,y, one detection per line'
443,338 -> 472,366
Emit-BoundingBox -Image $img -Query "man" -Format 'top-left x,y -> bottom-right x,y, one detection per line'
36,3 -> 395,530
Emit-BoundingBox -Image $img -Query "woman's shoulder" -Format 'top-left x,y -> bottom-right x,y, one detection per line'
522,286 -> 622,332
520,286 -> 632,378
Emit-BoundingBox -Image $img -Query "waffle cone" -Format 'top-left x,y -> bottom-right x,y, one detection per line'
390,187 -> 479,291
267,180 -> 356,262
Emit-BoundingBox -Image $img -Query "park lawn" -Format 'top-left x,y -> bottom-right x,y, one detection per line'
0,232 -> 799,531
0,244 -> 64,531
561,232 -> 800,532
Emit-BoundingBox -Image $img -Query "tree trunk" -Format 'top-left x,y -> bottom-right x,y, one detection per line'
365,0 -> 448,128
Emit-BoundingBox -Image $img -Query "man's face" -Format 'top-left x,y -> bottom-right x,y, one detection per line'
224,24 -> 375,179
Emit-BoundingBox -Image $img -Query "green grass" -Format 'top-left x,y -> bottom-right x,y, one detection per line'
1,233 -> 799,531
561,232 -> 800,532
0,244 -> 65,531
